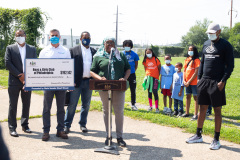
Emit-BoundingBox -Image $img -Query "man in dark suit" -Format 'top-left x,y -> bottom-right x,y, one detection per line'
64,31 -> 96,133
5,29 -> 37,137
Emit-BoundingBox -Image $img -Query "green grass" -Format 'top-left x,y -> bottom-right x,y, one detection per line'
1,57 -> 239,144
89,100 -> 240,144
125,57 -> 240,121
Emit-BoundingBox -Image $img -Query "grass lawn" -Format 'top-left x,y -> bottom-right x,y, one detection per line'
1,57 -> 239,144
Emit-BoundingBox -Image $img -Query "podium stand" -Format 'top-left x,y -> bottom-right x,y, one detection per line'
89,80 -> 127,155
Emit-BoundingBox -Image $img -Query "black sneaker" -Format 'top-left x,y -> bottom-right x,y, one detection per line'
172,111 -> 178,116
64,126 -> 70,134
177,112 -> 183,117
80,126 -> 88,133
117,137 -> 126,147
181,113 -> 189,117
105,137 -> 112,146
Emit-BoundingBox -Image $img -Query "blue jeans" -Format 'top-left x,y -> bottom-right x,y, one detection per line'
174,99 -> 183,113
207,105 -> 212,114
64,79 -> 92,128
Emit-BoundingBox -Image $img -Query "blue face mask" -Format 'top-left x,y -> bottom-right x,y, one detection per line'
124,47 -> 131,52
208,33 -> 217,41
188,51 -> 194,56
82,39 -> 91,46
50,36 -> 60,44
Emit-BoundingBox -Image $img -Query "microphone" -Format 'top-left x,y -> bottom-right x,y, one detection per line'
107,47 -> 115,80
110,47 -> 115,60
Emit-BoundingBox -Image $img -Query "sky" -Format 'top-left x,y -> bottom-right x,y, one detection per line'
0,0 -> 240,46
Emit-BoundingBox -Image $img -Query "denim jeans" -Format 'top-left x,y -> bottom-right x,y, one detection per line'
174,99 -> 183,113
64,79 -> 92,128
207,105 -> 212,114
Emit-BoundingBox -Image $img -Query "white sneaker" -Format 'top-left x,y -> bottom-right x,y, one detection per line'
155,108 -> 160,113
131,105 -> 138,111
209,139 -> 221,150
166,108 -> 172,114
186,134 -> 203,143
163,107 -> 168,113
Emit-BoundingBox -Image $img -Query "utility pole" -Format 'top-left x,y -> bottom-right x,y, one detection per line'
71,28 -> 73,47
115,5 -> 118,46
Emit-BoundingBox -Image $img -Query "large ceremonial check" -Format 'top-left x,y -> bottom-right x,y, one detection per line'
24,58 -> 74,91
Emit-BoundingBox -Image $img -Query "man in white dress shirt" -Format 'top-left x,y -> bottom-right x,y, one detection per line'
64,31 -> 96,134
5,29 -> 37,137
39,29 -> 71,141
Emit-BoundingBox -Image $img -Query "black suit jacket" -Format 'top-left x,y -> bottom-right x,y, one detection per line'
70,45 -> 96,87
5,43 -> 37,86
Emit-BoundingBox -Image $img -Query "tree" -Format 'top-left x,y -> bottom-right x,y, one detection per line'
150,44 -> 160,57
0,7 -> 49,68
220,26 -> 230,40
229,22 -> 240,57
181,18 -> 211,53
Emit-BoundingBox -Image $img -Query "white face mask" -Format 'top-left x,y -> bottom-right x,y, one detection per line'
146,53 -> 152,58
165,60 -> 171,64
188,51 -> 194,56
124,47 -> 131,52
175,68 -> 179,72
208,33 -> 217,41
15,37 -> 25,44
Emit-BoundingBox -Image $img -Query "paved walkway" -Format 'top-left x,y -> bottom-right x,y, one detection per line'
0,89 -> 240,160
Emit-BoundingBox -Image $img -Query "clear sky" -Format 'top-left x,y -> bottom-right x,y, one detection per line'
1,0 -> 240,46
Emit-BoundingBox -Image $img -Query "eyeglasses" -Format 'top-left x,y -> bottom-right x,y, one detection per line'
105,41 -> 115,45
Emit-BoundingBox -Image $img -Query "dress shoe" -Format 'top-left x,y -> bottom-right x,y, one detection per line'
64,126 -> 70,134
56,131 -> 68,139
42,133 -> 50,141
9,130 -> 19,137
22,126 -> 32,133
80,126 -> 88,133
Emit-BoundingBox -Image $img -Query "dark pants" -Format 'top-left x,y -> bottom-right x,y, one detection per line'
8,85 -> 31,131
128,73 -> 137,105
42,90 -> 66,133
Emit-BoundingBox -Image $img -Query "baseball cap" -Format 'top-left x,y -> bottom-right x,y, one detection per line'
206,23 -> 220,34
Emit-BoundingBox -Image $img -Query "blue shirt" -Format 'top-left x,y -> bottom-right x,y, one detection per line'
160,64 -> 175,89
123,50 -> 139,74
171,72 -> 184,101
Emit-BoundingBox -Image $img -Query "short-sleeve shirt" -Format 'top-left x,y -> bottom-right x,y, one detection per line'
183,57 -> 200,85
91,53 -> 130,80
160,64 -> 175,89
171,72 -> 184,101
123,50 -> 139,74
142,57 -> 161,80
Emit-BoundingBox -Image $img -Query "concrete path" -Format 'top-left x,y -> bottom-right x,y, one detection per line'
0,89 -> 240,160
